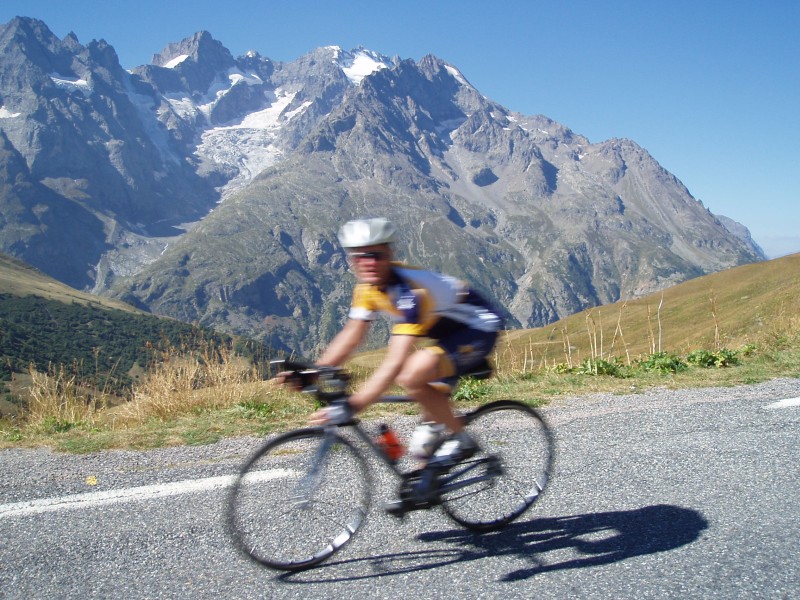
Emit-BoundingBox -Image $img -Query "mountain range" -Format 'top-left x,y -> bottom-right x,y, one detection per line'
0,17 -> 765,355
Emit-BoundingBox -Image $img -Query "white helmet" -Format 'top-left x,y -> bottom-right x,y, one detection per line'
337,218 -> 397,248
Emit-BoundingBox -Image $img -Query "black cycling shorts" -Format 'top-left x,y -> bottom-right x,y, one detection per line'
428,327 -> 498,391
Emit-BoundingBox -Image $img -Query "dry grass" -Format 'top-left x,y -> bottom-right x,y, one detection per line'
24,364 -> 103,431
109,339 -> 264,426
2,253 -> 799,452
499,253 -> 800,371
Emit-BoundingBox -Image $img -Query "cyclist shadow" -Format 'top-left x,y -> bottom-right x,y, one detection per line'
280,504 -> 708,583
420,503 -> 709,581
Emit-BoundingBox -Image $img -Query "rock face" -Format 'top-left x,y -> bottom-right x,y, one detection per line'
0,17 -> 217,288
0,17 -> 765,354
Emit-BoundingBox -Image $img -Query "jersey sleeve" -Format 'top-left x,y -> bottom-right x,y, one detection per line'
348,284 -> 377,321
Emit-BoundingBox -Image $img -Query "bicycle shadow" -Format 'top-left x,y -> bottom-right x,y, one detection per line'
279,504 -> 708,583
422,503 -> 709,581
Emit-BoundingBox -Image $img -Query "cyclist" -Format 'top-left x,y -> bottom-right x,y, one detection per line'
307,217 -> 503,469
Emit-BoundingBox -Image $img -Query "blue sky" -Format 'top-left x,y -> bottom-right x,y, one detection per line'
2,0 -> 798,258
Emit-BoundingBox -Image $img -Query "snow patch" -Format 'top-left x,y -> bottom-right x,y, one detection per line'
163,54 -> 190,69
194,89 -> 305,194
227,67 -> 263,87
49,73 -> 91,96
435,117 -> 467,136
444,65 -> 468,86
0,106 -> 22,118
164,67 -> 266,122
228,89 -> 298,129
163,94 -> 199,120
124,76 -> 180,164
336,49 -> 389,85
283,100 -> 313,121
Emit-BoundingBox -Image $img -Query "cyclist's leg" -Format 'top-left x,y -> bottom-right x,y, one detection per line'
387,332 -> 496,515
396,348 -> 464,432
399,326 -> 497,426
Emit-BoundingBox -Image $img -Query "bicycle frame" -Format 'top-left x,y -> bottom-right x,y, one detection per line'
312,398 -> 502,504
291,430 -> 339,509
270,361 -> 523,514
228,372 -> 555,570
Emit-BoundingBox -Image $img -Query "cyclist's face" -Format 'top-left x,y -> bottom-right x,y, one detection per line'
348,244 -> 392,285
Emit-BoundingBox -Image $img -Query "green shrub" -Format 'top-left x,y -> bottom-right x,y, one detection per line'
636,352 -> 688,374
739,343 -> 757,357
452,377 -> 491,402
575,357 -> 632,378
236,400 -> 275,419
687,348 -> 740,368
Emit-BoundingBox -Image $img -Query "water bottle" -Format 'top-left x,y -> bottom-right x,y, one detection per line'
376,424 -> 405,463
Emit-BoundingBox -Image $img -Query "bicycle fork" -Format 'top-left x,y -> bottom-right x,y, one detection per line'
290,428 -> 338,509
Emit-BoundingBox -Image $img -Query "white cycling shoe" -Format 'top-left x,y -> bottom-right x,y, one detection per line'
429,430 -> 479,469
384,430 -> 480,517
408,422 -> 445,459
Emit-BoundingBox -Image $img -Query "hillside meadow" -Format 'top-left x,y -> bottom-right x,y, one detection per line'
1,253 -> 798,453
0,254 -> 148,313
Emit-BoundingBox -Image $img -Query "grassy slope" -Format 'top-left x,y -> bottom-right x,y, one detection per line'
349,253 -> 800,371
0,253 -> 147,314
502,252 -> 800,363
0,253 -> 244,417
1,252 -> 798,452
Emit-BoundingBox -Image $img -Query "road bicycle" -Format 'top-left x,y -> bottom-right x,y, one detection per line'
226,360 -> 555,571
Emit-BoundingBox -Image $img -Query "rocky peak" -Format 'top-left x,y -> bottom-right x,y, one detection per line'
0,17 -> 73,79
141,31 -> 237,101
61,31 -> 82,52
0,16 -> 53,50
0,19 -> 766,353
151,30 -> 233,69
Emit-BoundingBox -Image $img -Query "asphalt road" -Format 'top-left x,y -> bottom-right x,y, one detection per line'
1,378 -> 798,599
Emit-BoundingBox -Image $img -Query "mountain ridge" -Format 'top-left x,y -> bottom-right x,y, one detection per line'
0,16 -> 765,355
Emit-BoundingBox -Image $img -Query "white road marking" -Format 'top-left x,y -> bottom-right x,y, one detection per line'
0,469 -> 293,520
764,397 -> 800,410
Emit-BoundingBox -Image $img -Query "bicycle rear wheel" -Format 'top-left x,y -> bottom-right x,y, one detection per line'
440,400 -> 554,531
227,428 -> 371,571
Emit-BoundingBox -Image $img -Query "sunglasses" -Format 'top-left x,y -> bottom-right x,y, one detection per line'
348,251 -> 389,261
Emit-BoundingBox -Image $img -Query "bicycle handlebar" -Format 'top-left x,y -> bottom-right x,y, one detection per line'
270,359 -> 351,402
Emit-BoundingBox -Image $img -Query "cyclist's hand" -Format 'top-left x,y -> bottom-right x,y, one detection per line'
308,408 -> 328,425
273,368 -> 322,392
309,402 -> 354,426
272,370 -> 305,391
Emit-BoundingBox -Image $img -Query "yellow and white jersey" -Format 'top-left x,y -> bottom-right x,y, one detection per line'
348,265 -> 502,337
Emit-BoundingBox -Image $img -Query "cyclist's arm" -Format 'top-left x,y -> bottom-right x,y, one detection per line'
316,318 -> 370,367
347,333 -> 416,412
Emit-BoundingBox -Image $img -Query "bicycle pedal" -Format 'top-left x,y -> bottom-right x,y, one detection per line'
384,497 -> 438,518
383,500 -> 408,518
491,457 -> 504,474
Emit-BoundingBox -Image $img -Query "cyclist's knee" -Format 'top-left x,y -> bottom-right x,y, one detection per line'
397,350 -> 439,390
396,368 -> 427,392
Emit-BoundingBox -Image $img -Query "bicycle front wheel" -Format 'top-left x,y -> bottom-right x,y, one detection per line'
440,400 -> 554,531
227,428 -> 371,571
